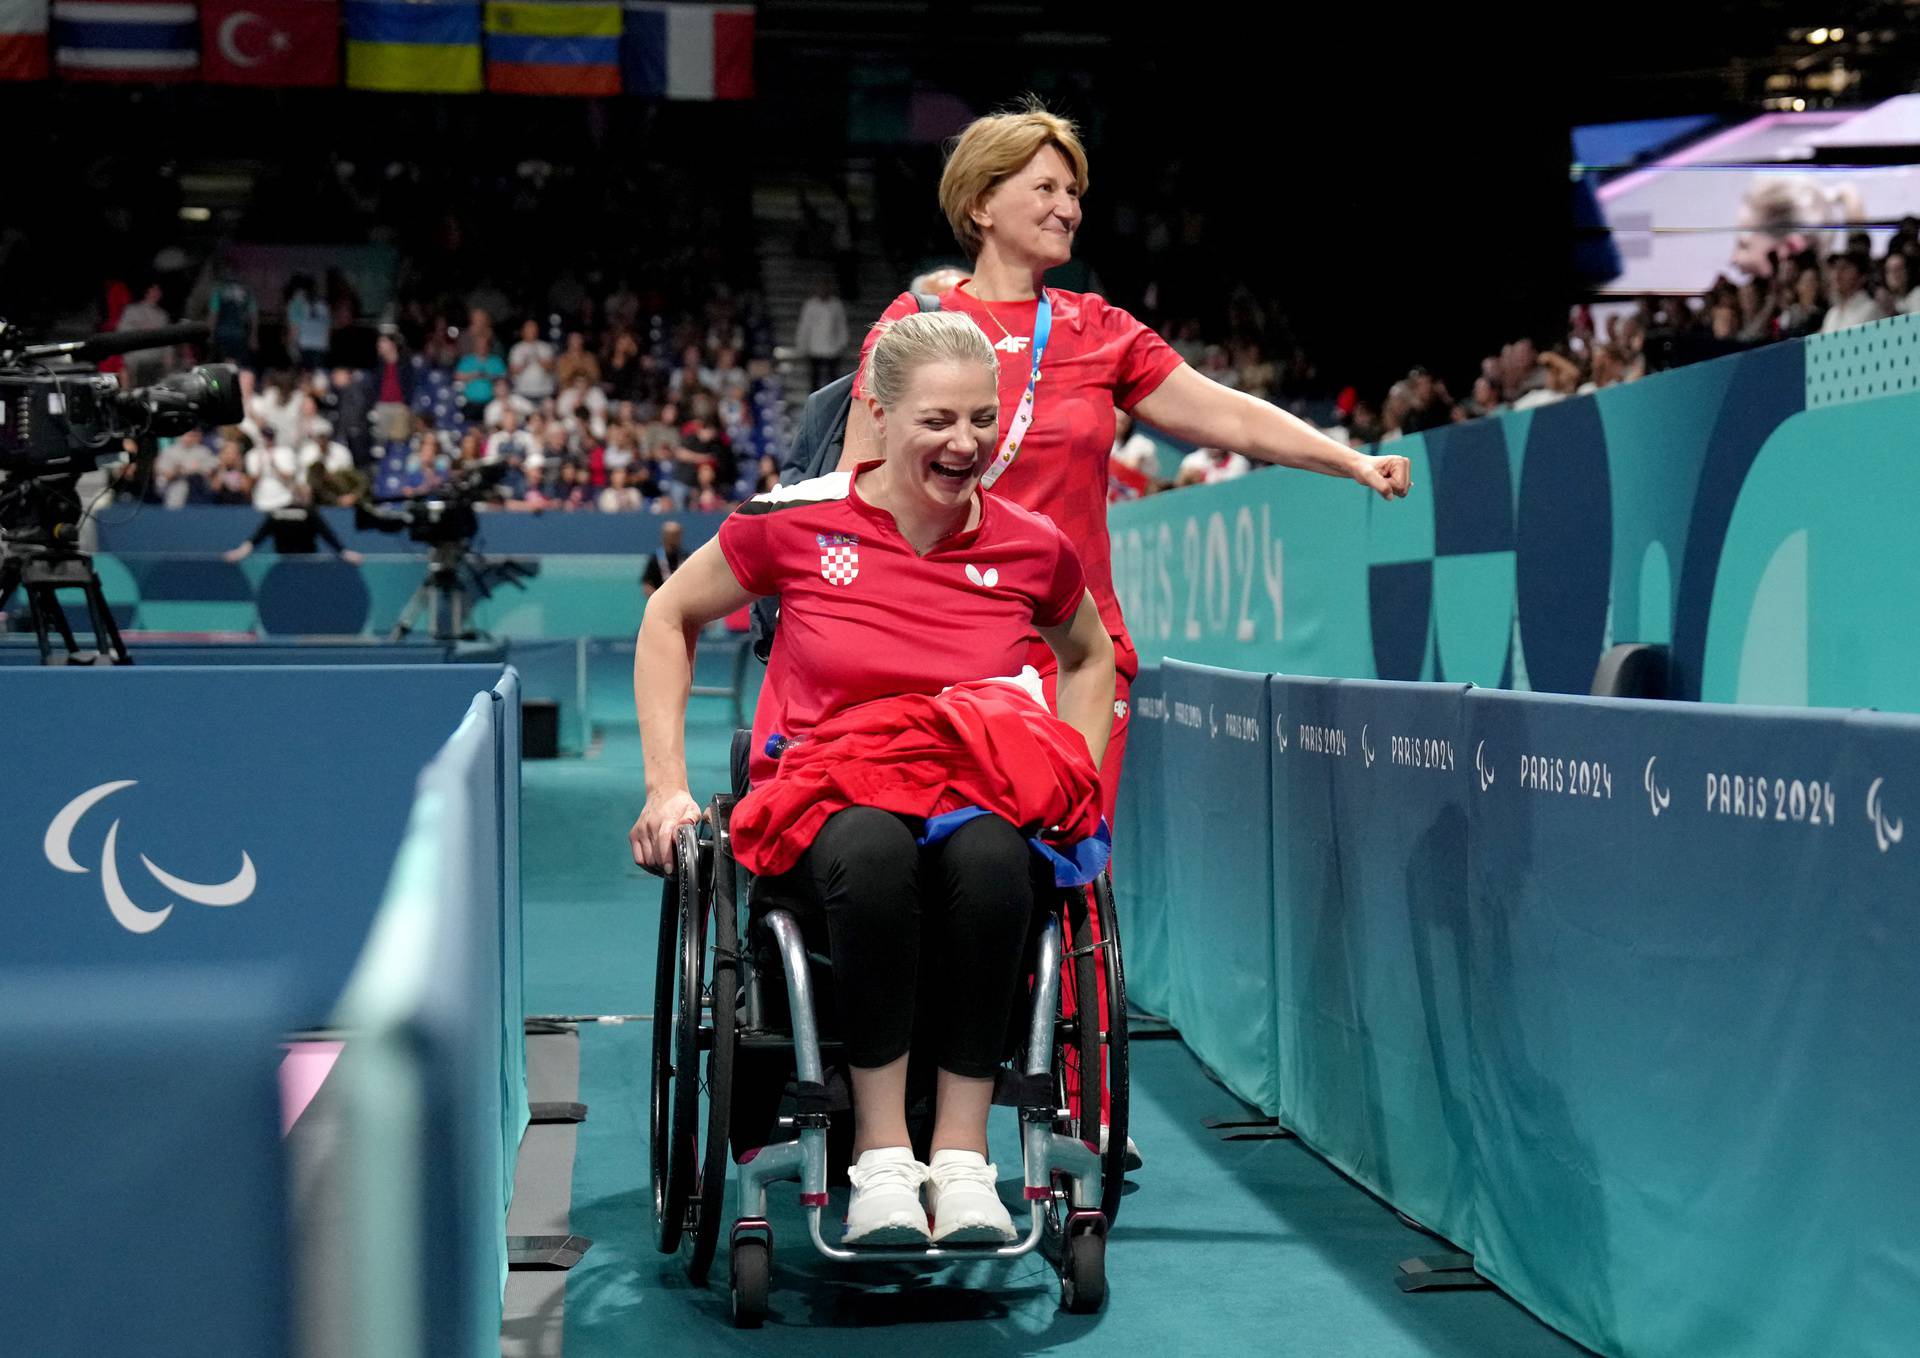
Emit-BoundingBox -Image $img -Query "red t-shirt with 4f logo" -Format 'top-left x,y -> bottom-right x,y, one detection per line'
718,463 -> 1088,787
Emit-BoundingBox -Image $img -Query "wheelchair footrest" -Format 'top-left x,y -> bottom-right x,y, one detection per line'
991,1069 -> 1056,1111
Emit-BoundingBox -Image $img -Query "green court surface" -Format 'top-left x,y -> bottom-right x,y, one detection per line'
518,687 -> 1593,1357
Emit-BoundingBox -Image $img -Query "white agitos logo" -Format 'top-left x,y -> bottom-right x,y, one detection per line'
1867,777 -> 1905,854
45,781 -> 258,935
1475,740 -> 1496,793
1644,757 -> 1671,817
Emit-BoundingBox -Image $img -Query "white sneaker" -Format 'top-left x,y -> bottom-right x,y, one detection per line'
1099,1126 -> 1146,1173
844,1147 -> 930,1245
925,1149 -> 1016,1244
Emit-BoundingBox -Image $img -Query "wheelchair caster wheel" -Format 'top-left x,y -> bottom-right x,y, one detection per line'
731,1236 -> 770,1328
1059,1225 -> 1106,1314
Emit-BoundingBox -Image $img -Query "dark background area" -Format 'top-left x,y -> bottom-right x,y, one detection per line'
3,1 -> 1915,394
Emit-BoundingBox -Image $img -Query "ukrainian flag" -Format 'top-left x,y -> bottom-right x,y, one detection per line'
486,0 -> 619,95
346,0 -> 483,93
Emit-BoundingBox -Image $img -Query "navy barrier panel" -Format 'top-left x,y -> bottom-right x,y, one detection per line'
1267,678 -> 1475,1239
1117,666 -> 1920,1356
1158,660 -> 1276,1112
1464,690 -> 1920,1358
503,639 -> 588,753
1113,665 -> 1170,1016
0,663 -> 504,1030
0,638 -> 466,666
0,964 -> 290,1356
322,691 -> 519,1358
1832,708 -> 1920,1346
96,504 -> 728,556
492,670 -> 529,1203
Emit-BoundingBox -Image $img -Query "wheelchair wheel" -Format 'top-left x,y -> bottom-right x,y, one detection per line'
1056,874 -> 1131,1226
682,801 -> 740,1286
1091,873 -> 1130,1223
1059,1221 -> 1107,1314
730,1235 -> 770,1328
651,824 -> 705,1254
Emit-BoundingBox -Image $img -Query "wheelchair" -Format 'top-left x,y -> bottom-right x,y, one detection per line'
650,733 -> 1131,1327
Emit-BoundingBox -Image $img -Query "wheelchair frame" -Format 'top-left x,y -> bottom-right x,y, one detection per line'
650,795 -> 1130,1327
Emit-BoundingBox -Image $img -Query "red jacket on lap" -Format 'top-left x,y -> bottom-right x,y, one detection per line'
730,678 -> 1103,880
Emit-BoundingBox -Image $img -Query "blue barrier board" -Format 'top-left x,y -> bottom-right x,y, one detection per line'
0,663 -> 504,1029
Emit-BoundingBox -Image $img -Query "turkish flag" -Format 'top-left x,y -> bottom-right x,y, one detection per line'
200,0 -> 339,87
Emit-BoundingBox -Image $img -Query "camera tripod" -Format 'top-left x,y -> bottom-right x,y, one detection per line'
390,538 -> 536,642
0,472 -> 131,666
0,537 -> 131,665
392,539 -> 483,641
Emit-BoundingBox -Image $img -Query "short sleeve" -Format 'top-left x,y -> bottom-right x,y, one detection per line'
1035,522 -> 1088,629
850,292 -> 922,401
716,508 -> 780,596
1100,300 -> 1185,412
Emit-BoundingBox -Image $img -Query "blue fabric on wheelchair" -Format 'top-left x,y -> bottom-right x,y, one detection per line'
916,807 -> 1111,887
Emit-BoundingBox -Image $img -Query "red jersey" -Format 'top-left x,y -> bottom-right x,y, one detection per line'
856,282 -> 1183,667
717,463 -> 1088,787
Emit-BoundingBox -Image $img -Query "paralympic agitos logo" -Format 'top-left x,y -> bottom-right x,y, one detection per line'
44,780 -> 258,935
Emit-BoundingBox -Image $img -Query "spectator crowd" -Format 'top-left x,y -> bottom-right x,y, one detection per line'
110,274 -> 792,519
1106,214 -> 1920,502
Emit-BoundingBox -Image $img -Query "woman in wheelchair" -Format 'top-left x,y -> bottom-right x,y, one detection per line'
630,310 -> 1115,1246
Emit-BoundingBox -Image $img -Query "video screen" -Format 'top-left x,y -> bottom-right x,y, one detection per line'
1575,96 -> 1920,295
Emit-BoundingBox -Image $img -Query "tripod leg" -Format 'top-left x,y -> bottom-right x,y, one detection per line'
82,576 -> 131,665
392,584 -> 430,641
27,584 -> 82,664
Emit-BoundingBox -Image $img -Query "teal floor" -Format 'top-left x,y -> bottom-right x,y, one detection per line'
520,681 -> 1594,1356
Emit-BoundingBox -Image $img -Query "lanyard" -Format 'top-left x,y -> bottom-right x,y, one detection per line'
978,290 -> 1051,490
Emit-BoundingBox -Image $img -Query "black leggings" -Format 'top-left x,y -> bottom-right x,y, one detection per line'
756,806 -> 1038,1079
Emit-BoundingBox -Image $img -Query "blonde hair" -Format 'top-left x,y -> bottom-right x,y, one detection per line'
862,310 -> 999,410
939,97 -> 1090,261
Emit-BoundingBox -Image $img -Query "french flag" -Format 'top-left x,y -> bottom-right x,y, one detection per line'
622,1 -> 750,101
54,0 -> 199,80
0,0 -> 49,79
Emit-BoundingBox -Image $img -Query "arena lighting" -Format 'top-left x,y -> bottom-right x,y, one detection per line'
1794,98 -> 1808,110
1832,27 -> 1844,40
1809,27 -> 1830,44
177,206 -> 211,223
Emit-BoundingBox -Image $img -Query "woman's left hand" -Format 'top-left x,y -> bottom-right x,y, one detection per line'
1354,454 -> 1413,500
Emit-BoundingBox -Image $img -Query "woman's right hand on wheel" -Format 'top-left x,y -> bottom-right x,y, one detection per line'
630,788 -> 702,874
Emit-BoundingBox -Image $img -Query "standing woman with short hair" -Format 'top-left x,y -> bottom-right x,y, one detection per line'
843,100 -> 1413,826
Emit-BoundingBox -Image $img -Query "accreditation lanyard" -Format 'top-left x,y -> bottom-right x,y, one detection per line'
978,290 -> 1052,490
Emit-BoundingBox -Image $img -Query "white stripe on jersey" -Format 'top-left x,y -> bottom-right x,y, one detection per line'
752,472 -> 851,506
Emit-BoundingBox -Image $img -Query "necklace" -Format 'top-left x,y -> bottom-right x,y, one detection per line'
980,302 -> 1018,345
976,294 -> 1033,353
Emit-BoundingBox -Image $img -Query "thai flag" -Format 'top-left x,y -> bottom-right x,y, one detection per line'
0,0 -> 48,79
54,0 -> 198,80
622,1 -> 750,101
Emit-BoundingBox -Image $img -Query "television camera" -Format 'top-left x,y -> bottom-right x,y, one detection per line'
0,320 -> 242,664
353,459 -> 539,641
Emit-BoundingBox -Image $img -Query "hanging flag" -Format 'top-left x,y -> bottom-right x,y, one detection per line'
485,0 -> 617,95
0,0 -> 48,79
622,1 -> 749,101
345,0 -> 480,92
201,0 -> 339,86
53,0 -> 198,81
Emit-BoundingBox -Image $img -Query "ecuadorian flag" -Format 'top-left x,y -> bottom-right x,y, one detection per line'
486,0 -> 618,95
346,0 -> 482,93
